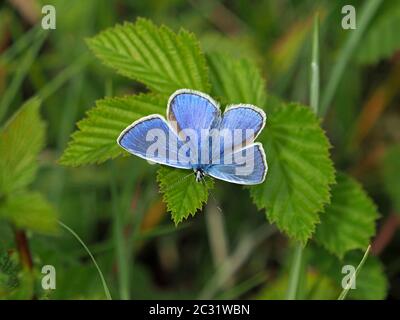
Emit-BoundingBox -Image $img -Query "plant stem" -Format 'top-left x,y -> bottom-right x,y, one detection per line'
286,242 -> 303,300
13,227 -> 36,300
319,0 -> 383,117
204,195 -> 232,292
14,228 -> 33,271
205,200 -> 229,269
109,161 -> 130,300
338,245 -> 371,300
200,224 -> 276,299
107,80 -> 131,300
286,13 -> 320,301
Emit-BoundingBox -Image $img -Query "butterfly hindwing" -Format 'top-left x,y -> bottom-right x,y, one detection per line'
207,142 -> 267,185
218,105 -> 266,156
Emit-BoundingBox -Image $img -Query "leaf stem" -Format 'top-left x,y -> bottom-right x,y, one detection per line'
286,242 -> 304,300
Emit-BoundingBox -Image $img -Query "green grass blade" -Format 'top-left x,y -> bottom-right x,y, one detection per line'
0,25 -> 41,65
58,220 -> 112,300
320,0 -> 383,116
338,245 -> 371,300
310,15 -> 320,114
37,54 -> 90,101
0,30 -> 47,123
216,272 -> 268,300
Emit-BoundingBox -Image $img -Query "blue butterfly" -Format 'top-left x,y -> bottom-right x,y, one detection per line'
117,89 -> 267,185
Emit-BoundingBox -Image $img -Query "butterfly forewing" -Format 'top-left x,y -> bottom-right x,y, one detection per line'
117,89 -> 268,185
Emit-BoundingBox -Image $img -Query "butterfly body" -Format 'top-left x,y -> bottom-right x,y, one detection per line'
194,168 -> 206,183
117,89 -> 268,185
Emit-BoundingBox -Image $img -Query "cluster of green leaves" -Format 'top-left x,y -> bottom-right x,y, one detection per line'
0,99 -> 57,234
61,19 -> 379,262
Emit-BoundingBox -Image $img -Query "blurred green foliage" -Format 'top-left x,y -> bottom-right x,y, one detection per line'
0,0 -> 399,300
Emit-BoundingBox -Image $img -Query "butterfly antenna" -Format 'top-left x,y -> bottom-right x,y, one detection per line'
162,171 -> 193,192
202,176 -> 223,214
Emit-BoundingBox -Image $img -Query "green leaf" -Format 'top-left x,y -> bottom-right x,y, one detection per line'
338,245 -> 371,300
207,52 -> 267,106
207,53 -> 334,243
0,98 -> 45,195
357,6 -> 400,64
0,252 -> 34,300
382,145 -> 400,213
347,254 -> 387,300
310,245 -> 388,300
257,271 -> 338,300
87,18 -> 210,94
315,173 -> 378,258
0,192 -> 58,235
250,98 -> 335,243
60,93 -> 165,166
157,167 -> 213,224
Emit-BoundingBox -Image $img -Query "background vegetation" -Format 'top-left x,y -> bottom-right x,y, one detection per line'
0,0 -> 399,300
